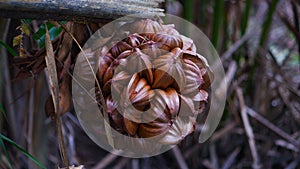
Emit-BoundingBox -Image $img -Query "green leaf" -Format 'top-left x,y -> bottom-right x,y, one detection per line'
0,134 -> 47,169
0,104 -> 8,123
0,136 -> 14,169
241,0 -> 251,36
33,22 -> 62,48
183,0 -> 193,22
21,19 -> 33,24
212,0 -> 224,48
0,40 -> 18,56
259,0 -> 279,47
21,23 -> 31,36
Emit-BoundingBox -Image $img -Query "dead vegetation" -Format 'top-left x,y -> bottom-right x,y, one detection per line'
0,0 -> 300,168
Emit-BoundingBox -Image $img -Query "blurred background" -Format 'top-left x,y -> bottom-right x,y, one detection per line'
0,0 -> 300,168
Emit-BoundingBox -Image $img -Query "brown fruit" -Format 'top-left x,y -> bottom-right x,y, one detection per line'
91,19 -> 213,145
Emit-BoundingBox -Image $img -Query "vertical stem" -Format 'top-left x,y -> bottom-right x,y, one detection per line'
212,0 -> 224,48
28,82 -> 35,169
57,115 -> 69,167
183,0 -> 193,22
0,19 -> 20,141
237,88 -> 261,169
241,0 -> 251,36
45,25 -> 69,168
172,146 -> 189,169
183,0 -> 193,37
259,0 -> 279,48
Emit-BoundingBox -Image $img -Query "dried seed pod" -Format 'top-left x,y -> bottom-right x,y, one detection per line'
152,48 -> 185,90
150,33 -> 183,49
129,19 -> 164,33
110,41 -> 132,58
93,19 -> 213,146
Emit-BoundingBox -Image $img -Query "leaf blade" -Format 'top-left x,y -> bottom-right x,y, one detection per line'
0,134 -> 46,169
0,135 -> 14,169
0,103 -> 8,124
45,24 -> 59,113
0,40 -> 17,56
212,0 -> 224,48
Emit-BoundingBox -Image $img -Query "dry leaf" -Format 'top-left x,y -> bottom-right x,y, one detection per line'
45,25 -> 69,166
45,25 -> 59,115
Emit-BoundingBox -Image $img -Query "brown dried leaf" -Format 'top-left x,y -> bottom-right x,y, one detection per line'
45,25 -> 59,116
57,23 -> 73,63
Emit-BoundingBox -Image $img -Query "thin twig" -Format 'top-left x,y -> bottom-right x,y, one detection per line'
92,151 -> 122,169
45,26 -> 69,167
183,144 -> 202,159
268,49 -> 300,102
58,22 -> 115,148
132,159 -> 139,169
220,33 -> 252,62
275,139 -> 299,152
246,107 -> 300,148
284,154 -> 300,169
236,88 -> 261,169
224,61 -> 237,88
221,147 -> 241,169
202,159 -> 215,169
217,1 -> 267,63
210,122 -> 237,142
0,19 -> 20,141
209,143 -> 219,169
278,87 -> 300,123
64,118 -> 78,165
112,158 -> 129,169
215,61 -> 237,101
172,146 -> 189,169
27,82 -> 35,169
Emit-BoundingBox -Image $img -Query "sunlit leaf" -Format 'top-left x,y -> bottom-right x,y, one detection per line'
12,35 -> 22,47
21,23 -> 31,36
